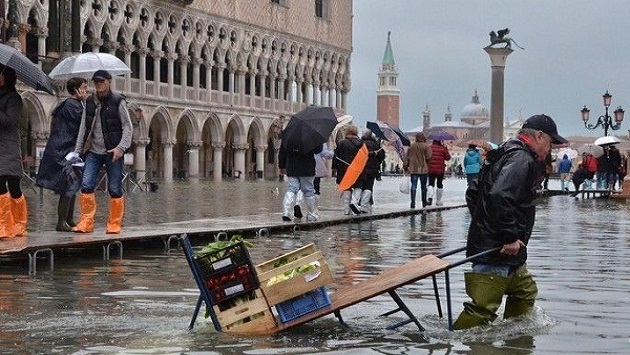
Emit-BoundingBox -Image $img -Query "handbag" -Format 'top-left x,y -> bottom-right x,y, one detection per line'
81,116 -> 97,156
399,175 -> 410,194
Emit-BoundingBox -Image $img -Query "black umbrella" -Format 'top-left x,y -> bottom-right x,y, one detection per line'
282,106 -> 338,154
366,120 -> 411,146
0,43 -> 54,94
427,130 -> 458,141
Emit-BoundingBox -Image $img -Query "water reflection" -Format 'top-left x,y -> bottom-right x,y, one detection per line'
3,179 -> 630,353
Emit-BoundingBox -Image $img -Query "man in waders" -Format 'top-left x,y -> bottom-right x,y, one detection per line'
453,115 -> 567,329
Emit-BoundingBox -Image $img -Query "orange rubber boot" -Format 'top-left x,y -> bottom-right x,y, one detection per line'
106,197 -> 124,234
10,195 -> 27,236
72,192 -> 96,233
0,193 -> 15,238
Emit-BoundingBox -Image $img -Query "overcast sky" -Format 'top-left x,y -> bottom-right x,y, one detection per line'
347,0 -> 630,138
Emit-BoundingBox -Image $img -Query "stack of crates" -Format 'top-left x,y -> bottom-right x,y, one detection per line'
195,241 -> 277,333
255,243 -> 334,324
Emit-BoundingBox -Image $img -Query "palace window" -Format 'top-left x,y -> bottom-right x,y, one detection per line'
315,0 -> 329,19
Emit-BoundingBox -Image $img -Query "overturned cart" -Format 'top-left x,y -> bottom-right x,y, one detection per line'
180,234 -> 491,334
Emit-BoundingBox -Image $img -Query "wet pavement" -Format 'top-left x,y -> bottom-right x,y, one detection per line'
2,177 -> 630,354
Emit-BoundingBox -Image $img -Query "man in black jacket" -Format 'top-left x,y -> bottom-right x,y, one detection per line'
278,140 -> 322,222
453,114 -> 567,329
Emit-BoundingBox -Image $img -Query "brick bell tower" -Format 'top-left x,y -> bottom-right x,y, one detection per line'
376,31 -> 400,127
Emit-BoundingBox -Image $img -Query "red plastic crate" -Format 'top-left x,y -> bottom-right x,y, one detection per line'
195,241 -> 252,278
275,287 -> 331,323
205,264 -> 260,304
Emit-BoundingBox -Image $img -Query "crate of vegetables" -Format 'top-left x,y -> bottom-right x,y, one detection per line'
205,263 -> 260,304
213,289 -> 277,333
255,243 -> 334,306
195,237 -> 254,278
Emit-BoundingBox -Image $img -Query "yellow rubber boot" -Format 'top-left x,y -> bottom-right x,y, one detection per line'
106,197 -> 124,234
453,272 -> 509,330
72,192 -> 96,233
11,195 -> 28,236
0,193 -> 15,238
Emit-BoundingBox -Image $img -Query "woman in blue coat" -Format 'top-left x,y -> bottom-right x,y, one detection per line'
463,144 -> 483,185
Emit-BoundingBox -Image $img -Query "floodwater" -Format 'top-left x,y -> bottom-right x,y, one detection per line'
2,177 -> 630,354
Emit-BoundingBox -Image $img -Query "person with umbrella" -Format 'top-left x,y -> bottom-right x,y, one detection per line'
36,77 -> 89,231
0,65 -> 27,238
332,124 -> 363,215
427,139 -> 452,206
72,70 -> 134,234
607,145 -> 622,191
351,129 -> 385,214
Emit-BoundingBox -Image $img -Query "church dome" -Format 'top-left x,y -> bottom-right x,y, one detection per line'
460,90 -> 489,121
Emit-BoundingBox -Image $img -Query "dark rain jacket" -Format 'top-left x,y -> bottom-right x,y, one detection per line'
0,87 -> 24,177
36,98 -> 84,196
362,135 -> 385,178
465,137 -> 542,266
278,142 -> 322,177
332,135 -> 362,185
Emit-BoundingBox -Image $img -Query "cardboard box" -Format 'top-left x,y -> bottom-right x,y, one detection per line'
255,244 -> 334,306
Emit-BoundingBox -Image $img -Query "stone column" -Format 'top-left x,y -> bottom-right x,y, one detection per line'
138,47 -> 148,96
259,70 -> 267,101
232,143 -> 248,180
186,140 -> 202,178
484,46 -> 513,144
328,84 -> 334,107
122,44 -> 133,93
151,50 -> 164,96
166,52 -> 177,99
212,142 -> 225,181
17,23 -> 31,52
304,78 -> 312,104
205,60 -> 214,102
36,28 -> 48,67
249,69 -> 257,107
228,65 -> 236,105
312,82 -> 319,105
192,57 -> 202,101
295,78 -> 303,104
255,145 -> 267,180
180,55 -> 191,100
134,139 -> 150,182
216,62 -> 226,101
32,132 -> 48,172
162,139 -> 176,182
285,74 -> 291,102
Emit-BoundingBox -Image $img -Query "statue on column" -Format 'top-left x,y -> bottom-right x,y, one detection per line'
488,28 -> 524,50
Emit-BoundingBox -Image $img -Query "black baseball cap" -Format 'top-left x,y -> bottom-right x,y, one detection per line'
522,114 -> 567,144
92,69 -> 112,80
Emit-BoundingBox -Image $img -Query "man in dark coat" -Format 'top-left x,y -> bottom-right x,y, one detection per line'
351,130 -> 385,214
332,124 -> 362,215
453,114 -> 567,329
278,138 -> 322,222
36,77 -> 88,231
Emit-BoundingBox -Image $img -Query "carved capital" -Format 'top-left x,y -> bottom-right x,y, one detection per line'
232,143 -> 249,150
134,138 -> 150,147
31,131 -> 48,141
137,47 -> 150,56
187,140 -> 203,148
166,52 -> 178,61
122,44 -> 136,53
179,55 -> 191,64
35,27 -> 48,37
255,145 -> 268,152
212,142 -> 226,149
18,23 -> 31,35
151,50 -> 164,59
162,139 -> 177,146
107,41 -> 121,51
90,38 -> 104,47
192,57 -> 204,66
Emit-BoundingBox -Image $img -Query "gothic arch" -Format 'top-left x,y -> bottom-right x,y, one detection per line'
175,109 -> 200,142
226,114 -> 246,145
147,105 -> 174,141
20,92 -> 47,134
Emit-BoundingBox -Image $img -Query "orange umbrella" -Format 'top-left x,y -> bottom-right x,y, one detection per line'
338,144 -> 368,191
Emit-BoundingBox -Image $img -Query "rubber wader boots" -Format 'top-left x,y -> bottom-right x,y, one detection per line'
293,190 -> 303,219
282,191 -> 296,221
342,191 -> 352,215
56,196 -> 74,231
427,186 -> 435,205
67,195 -> 77,227
11,195 -> 27,236
106,197 -> 125,234
0,192 -> 15,238
359,190 -> 372,213
304,195 -> 319,222
453,271 -> 537,329
349,188 -> 362,215
72,192 -> 97,233
436,188 -> 444,206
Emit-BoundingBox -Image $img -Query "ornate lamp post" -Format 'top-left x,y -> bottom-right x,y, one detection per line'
581,91 -> 625,136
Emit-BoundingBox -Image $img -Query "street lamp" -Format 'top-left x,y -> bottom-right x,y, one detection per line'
581,90 -> 625,136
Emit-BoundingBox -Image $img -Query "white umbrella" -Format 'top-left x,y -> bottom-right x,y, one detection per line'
49,52 -> 131,80
578,143 -> 605,158
556,148 -> 578,160
594,136 -> 621,146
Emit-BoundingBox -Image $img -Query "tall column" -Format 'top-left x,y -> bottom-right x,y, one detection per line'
36,28 -> 47,66
328,84 -> 334,107
249,69 -> 257,107
6,0 -> 20,49
484,46 -> 513,144
151,50 -> 163,96
205,60 -> 214,102
259,70 -> 267,101
138,47 -> 148,96
335,84 -> 341,109
255,145 -> 267,180
216,62 -> 225,101
284,75 -> 291,102
32,132 -> 49,172
180,55 -> 190,100
186,141 -> 202,178
232,143 -> 248,181
304,79 -> 312,104
122,44 -> 133,94
166,52 -> 177,99
212,142 -> 225,181
162,139 -> 175,182
312,82 -> 319,105
295,79 -> 303,104
133,139 -> 149,182
238,67 -> 247,105
192,57 -> 202,102
228,65 -> 235,105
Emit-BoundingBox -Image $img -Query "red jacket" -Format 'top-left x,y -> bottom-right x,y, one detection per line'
582,154 -> 598,173
428,142 -> 451,175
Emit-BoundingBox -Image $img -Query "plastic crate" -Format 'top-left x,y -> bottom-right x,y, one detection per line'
275,286 -> 331,324
195,241 -> 252,278
206,264 -> 260,304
